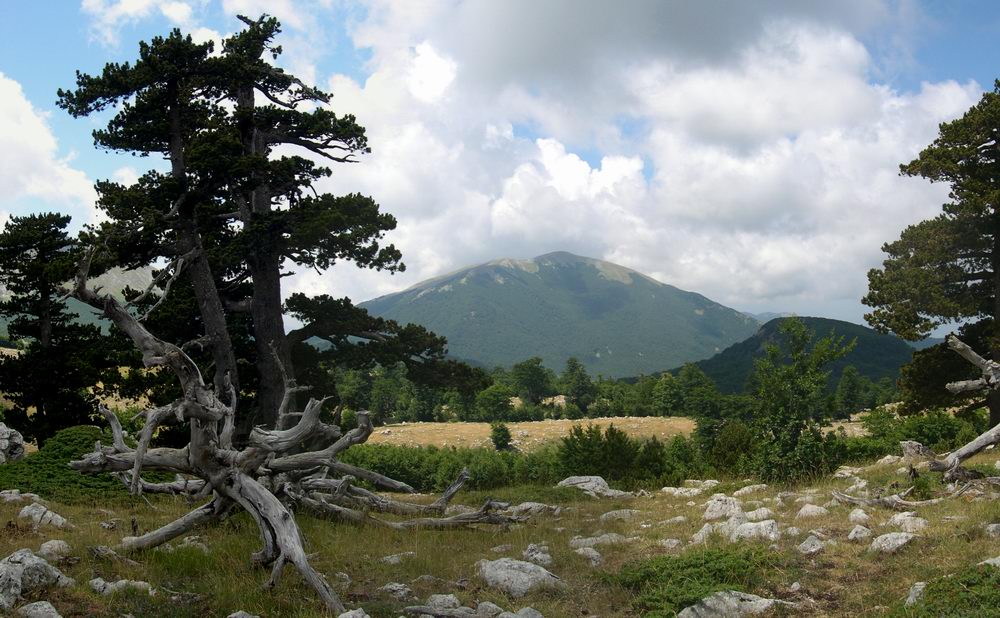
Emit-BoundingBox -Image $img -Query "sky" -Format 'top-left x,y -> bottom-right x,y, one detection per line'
2,1 -> 1000,328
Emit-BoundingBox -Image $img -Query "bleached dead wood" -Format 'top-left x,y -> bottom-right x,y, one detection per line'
831,484 -> 971,511
62,248 -> 502,613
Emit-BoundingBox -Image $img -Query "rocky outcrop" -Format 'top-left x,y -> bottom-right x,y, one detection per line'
476,558 -> 566,597
556,476 -> 630,498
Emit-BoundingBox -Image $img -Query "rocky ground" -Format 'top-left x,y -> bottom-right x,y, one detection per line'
0,446 -> 999,616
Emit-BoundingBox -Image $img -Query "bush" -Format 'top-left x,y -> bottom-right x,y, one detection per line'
896,564 -> 1000,617
710,420 -> 754,473
839,407 -> 987,463
490,423 -> 512,451
613,547 -> 783,617
0,425 -> 131,503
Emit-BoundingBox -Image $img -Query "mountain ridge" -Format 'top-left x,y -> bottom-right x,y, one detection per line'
360,251 -> 761,377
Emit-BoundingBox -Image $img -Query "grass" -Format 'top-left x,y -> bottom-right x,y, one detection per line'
366,416 -> 696,451
3,432 -> 1000,615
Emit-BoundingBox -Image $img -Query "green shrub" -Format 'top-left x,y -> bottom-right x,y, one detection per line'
0,425 -> 130,503
490,422 -> 512,451
895,564 -> 1000,617
710,420 -> 754,473
613,547 -> 783,617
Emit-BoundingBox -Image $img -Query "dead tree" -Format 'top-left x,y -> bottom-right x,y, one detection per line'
65,251 -> 516,614
925,335 -> 1000,478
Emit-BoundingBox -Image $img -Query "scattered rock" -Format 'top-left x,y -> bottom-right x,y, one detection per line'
869,532 -> 915,554
848,525 -> 872,541
795,504 -> 828,519
733,484 -> 768,497
17,504 -> 71,530
691,523 -> 717,544
730,520 -> 781,543
506,502 -> 561,518
556,476 -> 630,498
476,558 -> 566,597
905,582 -> 927,607
797,535 -> 825,556
876,455 -> 902,466
379,582 -> 412,600
980,556 -> 1000,567
491,544 -> 514,553
677,590 -> 797,617
789,582 -> 801,593
834,466 -> 863,478
658,515 -> 688,526
381,551 -> 415,565
15,601 -> 61,618
522,544 -> 552,566
888,512 -> 928,533
716,512 -> 749,538
785,527 -> 801,537
685,479 -> 721,489
427,594 -> 462,610
658,539 -> 683,550
337,610 -> 370,618
568,533 -> 632,548
661,487 -> 704,498
985,524 -> 1000,538
846,478 -> 868,494
744,508 -> 775,522
0,490 -> 40,504
0,549 -> 74,611
848,508 -> 871,525
36,541 -> 70,563
574,547 -> 602,566
89,577 -> 155,596
599,509 -> 639,522
0,424 -> 25,464
900,441 -> 935,460
476,601 -> 505,617
703,496 -> 742,521
227,613 -> 260,618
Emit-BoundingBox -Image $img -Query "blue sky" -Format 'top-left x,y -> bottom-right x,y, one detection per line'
2,1 -> 999,329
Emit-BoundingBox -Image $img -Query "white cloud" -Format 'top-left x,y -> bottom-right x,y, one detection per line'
81,0 -> 193,44
407,42 -> 457,103
0,73 -> 97,227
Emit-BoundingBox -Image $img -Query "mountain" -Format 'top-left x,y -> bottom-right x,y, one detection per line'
678,316 -> 915,393
360,251 -> 761,377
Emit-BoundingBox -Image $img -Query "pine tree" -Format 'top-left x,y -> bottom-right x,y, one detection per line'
0,214 -> 120,442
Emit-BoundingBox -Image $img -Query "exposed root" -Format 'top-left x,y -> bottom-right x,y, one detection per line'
831,484 -> 972,511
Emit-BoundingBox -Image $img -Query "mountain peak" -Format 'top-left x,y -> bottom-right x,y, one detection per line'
360,252 -> 759,377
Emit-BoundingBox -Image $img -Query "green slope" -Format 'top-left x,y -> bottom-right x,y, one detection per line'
360,251 -> 760,377
679,316 -> 914,393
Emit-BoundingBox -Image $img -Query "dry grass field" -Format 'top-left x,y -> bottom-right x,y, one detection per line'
367,416 -> 697,450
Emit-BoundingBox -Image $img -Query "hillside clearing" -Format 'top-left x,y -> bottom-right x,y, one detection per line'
3,448 -> 1000,615
366,416 -> 696,450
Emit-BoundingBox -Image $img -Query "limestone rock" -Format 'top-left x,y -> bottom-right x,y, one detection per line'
574,547 -> 602,566
733,484 -> 767,497
691,523 -> 717,544
0,549 -> 74,611
17,504 -> 71,530
869,532 -> 915,554
227,613 -> 260,618
476,601 -> 505,617
703,496 -> 742,521
379,582 -> 412,600
795,504 -> 828,519
848,525 -> 872,541
476,558 -> 566,598
905,582 -> 927,607
744,507 -> 775,522
427,594 -> 461,610
337,610 -> 370,618
834,465 -> 863,478
36,541 -> 70,563
797,535 -> 825,556
0,490 -> 40,504
658,539 -> 683,550
730,520 -> 780,543
661,487 -> 704,498
0,425 -> 25,464
876,454 -> 902,466
677,590 -> 797,617
507,502 -> 561,518
685,479 -> 721,489
599,509 -> 639,522
888,512 -> 928,533
568,533 -> 632,548
556,476 -> 630,498
522,543 -> 552,566
900,441 -> 934,460
985,523 -> 1000,538
16,601 -> 62,618
848,508 -> 870,525
89,577 -> 155,596
380,551 -> 415,565
491,544 -> 513,553
658,515 -> 688,526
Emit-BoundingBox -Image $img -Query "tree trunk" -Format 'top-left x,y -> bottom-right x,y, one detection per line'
247,251 -> 293,432
989,388 -> 1000,429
